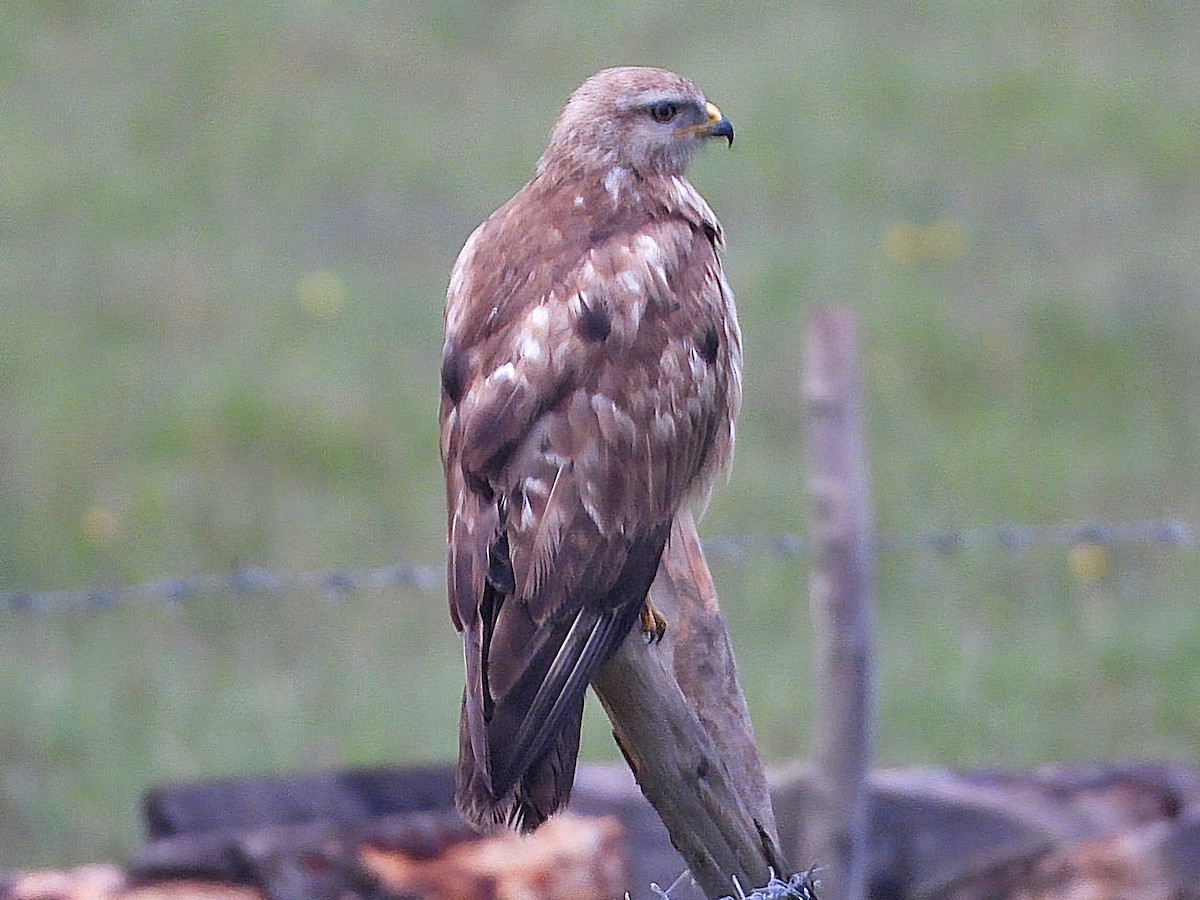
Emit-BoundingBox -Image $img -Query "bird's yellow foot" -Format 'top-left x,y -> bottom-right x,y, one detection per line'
640,601 -> 667,644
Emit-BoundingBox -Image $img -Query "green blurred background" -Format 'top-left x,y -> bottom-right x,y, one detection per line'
3,0 -> 1199,869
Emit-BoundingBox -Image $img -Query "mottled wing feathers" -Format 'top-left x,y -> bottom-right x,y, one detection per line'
451,488 -> 670,830
481,519 -> 668,818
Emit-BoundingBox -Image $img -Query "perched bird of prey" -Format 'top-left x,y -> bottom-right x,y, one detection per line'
440,66 -> 741,832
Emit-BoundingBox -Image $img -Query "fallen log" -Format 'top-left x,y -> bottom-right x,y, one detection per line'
6,760 -> 1200,899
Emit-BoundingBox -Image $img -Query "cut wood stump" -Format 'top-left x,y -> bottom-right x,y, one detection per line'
5,760 -> 1200,899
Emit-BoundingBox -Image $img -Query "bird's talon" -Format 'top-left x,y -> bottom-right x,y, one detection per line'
640,602 -> 668,644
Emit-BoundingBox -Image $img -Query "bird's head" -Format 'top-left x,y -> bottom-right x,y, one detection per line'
539,66 -> 734,179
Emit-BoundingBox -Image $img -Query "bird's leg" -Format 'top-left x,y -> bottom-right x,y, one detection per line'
640,600 -> 667,644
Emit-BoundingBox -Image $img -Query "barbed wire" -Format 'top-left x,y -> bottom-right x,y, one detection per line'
702,518 -> 1197,559
1,520 -> 1194,617
0,562 -> 443,617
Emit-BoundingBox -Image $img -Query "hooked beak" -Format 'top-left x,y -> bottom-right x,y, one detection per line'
704,101 -> 734,146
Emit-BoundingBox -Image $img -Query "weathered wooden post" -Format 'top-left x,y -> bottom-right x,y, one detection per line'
800,308 -> 876,900
593,508 -> 788,897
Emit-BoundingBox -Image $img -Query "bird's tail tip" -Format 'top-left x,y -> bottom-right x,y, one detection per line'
455,743 -> 575,834
454,781 -> 560,835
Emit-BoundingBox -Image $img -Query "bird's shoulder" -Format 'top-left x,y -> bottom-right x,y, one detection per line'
440,171 -> 731,484
446,172 -> 721,351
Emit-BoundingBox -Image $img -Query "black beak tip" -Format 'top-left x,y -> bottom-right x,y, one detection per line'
711,117 -> 734,147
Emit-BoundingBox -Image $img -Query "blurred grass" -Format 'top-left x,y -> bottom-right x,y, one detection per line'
2,0 -> 1199,869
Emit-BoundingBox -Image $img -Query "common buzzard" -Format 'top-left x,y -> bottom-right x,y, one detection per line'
440,66 -> 741,831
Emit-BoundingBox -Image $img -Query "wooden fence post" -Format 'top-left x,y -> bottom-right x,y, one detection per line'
593,509 -> 788,897
800,308 -> 875,900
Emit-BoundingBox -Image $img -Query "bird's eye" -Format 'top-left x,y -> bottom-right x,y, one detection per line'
649,102 -> 679,123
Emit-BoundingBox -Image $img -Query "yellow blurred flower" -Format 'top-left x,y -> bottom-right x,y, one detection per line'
884,219 -> 966,265
1068,542 -> 1109,584
298,269 -> 347,322
921,220 -> 967,261
81,505 -> 120,544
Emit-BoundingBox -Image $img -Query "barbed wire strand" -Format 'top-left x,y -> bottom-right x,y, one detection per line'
1,520 -> 1194,616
